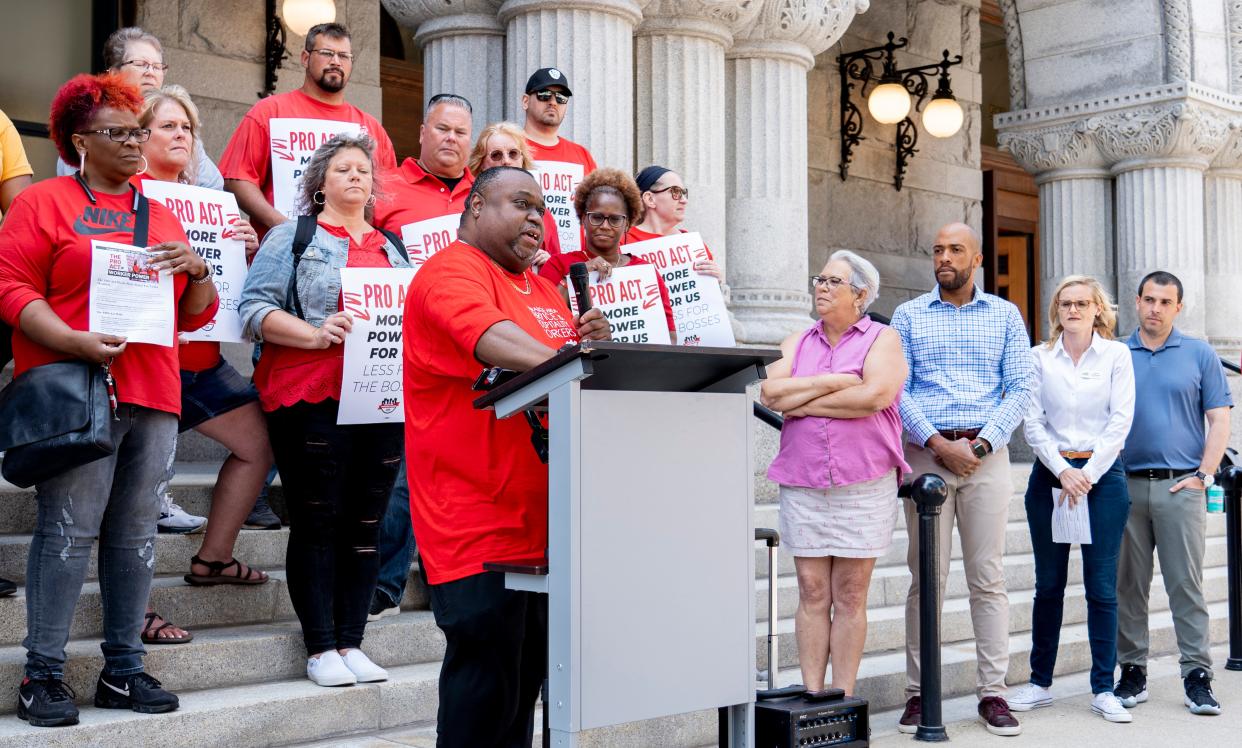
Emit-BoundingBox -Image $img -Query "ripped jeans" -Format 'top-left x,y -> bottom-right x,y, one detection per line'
24,405 -> 177,680
266,400 -> 403,655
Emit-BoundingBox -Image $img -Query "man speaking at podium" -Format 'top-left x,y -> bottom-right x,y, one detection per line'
402,166 -> 610,746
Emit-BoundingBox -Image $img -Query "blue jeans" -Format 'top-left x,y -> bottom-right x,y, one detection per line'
375,458 -> 415,607
24,406 -> 177,679
1025,457 -> 1130,693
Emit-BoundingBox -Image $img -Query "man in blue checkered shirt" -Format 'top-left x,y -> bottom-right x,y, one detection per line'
890,222 -> 1035,737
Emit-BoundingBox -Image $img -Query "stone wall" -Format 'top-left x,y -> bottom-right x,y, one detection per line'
807,0 -> 983,317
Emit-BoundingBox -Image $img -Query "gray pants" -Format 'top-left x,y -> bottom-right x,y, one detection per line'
1116,475 -> 1212,678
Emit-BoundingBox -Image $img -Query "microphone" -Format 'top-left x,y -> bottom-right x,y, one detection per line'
568,262 -> 592,318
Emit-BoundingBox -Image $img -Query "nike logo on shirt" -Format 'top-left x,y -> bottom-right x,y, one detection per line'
73,206 -> 134,236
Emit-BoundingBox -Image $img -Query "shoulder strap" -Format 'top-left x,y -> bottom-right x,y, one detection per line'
132,189 -> 150,247
376,227 -> 409,263
286,215 -> 319,320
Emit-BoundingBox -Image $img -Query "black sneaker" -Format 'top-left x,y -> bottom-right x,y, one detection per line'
243,495 -> 281,530
0,576 -> 16,597
367,592 -> 400,622
1114,663 -> 1148,708
1184,668 -> 1222,715
17,677 -> 79,727
94,671 -> 179,714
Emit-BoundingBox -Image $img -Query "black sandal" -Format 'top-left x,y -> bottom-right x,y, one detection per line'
184,555 -> 269,586
141,610 -> 193,644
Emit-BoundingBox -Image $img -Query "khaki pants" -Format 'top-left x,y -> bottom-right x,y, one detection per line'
1116,475 -> 1212,677
903,444 -> 1012,699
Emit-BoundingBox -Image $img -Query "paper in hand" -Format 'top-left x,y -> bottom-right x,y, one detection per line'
1051,488 -> 1092,545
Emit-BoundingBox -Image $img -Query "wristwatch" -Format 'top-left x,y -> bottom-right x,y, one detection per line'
970,439 -> 990,459
1194,470 -> 1215,488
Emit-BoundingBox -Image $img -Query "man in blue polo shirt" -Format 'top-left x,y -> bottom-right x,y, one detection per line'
1115,270 -> 1232,716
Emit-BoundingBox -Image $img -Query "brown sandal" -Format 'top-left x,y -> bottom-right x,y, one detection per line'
184,555 -> 269,586
142,610 -> 193,645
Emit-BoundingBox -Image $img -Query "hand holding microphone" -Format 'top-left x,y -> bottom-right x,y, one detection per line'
568,261 -> 611,341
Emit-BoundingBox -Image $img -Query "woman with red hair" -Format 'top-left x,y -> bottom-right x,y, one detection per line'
0,73 -> 219,727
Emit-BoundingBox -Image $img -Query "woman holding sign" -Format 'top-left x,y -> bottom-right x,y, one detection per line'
240,134 -> 409,688
467,121 -> 562,264
137,86 -> 275,598
624,165 -> 724,286
1010,276 -> 1134,722
760,251 -> 907,698
0,73 -> 219,725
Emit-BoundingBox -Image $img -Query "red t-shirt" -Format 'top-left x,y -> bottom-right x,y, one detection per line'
218,89 -> 397,208
528,136 -> 597,175
539,250 -> 676,334
621,225 -> 715,261
0,177 -> 218,415
253,222 -> 391,412
372,158 -> 473,236
404,240 -> 579,584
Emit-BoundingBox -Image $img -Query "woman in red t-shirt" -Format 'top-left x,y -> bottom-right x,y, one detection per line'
0,73 -> 218,722
238,134 -> 409,689
538,168 -> 676,335
137,86 -> 273,595
625,164 -> 725,289
466,121 -> 561,266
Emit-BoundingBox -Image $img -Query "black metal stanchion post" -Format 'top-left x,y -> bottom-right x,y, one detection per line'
911,473 -> 949,741
1220,465 -> 1242,671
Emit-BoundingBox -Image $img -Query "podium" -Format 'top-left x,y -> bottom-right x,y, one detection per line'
475,341 -> 781,747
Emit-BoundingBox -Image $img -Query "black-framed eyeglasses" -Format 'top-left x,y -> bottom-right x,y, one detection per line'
649,185 -> 689,201
120,59 -> 168,72
534,90 -> 570,105
810,275 -> 858,291
1057,299 -> 1094,311
79,127 -> 152,143
311,49 -> 354,62
585,212 -> 627,228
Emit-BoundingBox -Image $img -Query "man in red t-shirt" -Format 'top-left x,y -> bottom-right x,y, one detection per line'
218,22 -> 396,235
522,67 -> 597,255
404,166 -> 609,746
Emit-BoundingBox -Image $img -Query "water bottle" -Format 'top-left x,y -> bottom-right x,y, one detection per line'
1206,484 -> 1225,514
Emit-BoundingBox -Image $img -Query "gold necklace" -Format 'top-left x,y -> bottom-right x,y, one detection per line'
459,238 -> 533,294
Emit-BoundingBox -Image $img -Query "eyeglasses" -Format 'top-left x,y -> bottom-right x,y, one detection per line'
534,90 -> 570,105
585,212 -> 627,228
311,49 -> 354,62
79,127 -> 152,143
810,275 -> 858,291
1057,299 -> 1095,311
649,185 -> 689,201
120,59 -> 169,72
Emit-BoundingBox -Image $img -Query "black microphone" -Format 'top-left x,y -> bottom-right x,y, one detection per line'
568,262 -> 592,318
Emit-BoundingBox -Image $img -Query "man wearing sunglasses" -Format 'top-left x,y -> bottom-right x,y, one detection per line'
522,68 -> 597,254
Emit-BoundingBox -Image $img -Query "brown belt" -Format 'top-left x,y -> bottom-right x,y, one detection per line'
1060,450 -> 1094,459
938,428 -> 980,441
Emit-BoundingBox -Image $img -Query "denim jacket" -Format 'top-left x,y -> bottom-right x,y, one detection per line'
239,219 -> 411,341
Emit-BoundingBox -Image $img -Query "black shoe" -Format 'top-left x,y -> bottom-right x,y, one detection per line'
17,678 -> 79,727
1184,668 -> 1222,715
94,671 -> 179,714
367,592 -> 400,622
0,577 -> 16,597
1114,663 -> 1148,708
243,495 -> 281,530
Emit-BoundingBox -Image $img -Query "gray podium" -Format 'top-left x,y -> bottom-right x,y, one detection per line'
475,341 -> 781,748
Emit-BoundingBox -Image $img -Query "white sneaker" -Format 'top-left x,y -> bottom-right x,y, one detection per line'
306,651 -> 356,687
1007,683 -> 1053,711
1092,691 -> 1133,723
340,649 -> 388,683
157,493 -> 206,534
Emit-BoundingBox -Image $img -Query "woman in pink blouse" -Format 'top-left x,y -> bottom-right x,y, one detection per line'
760,250 -> 909,698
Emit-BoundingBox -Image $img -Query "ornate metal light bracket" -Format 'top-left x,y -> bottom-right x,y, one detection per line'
262,0 -> 288,99
893,50 -> 964,190
837,32 -> 909,182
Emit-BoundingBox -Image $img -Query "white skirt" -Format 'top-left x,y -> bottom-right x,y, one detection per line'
778,469 -> 899,559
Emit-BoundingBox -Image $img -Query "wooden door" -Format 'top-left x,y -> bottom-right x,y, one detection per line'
995,235 -> 1030,320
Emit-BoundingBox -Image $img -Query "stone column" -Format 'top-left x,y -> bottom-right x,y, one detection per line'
635,2 -> 760,269
498,0 -> 650,170
724,0 -> 869,344
382,2 -> 506,135
1204,128 -> 1242,348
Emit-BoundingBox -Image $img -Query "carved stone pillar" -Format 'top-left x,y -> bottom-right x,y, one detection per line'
382,1 -> 506,134
635,2 -> 761,269
1205,128 -> 1242,348
724,0 -> 869,344
498,0 -> 650,170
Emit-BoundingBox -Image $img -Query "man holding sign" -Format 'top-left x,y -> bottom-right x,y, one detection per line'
219,22 -> 396,236
522,67 -> 596,254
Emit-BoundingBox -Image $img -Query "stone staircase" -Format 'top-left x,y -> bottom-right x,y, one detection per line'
0,459 -> 1231,747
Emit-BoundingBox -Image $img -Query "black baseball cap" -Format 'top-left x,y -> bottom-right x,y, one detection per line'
525,67 -> 573,96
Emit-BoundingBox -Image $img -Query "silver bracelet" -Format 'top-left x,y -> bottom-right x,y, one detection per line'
190,263 -> 215,284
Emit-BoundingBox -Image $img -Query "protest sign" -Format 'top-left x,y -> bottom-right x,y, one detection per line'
532,160 -> 584,253
337,267 -> 415,424
89,240 -> 175,346
269,118 -> 362,219
625,232 -> 734,347
140,181 -> 246,342
567,264 -> 670,345
399,212 -> 458,270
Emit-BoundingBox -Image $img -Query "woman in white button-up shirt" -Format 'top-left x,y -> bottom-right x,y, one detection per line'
1008,275 -> 1136,723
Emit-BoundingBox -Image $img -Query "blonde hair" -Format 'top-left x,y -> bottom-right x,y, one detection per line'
1045,275 -> 1117,347
140,85 -> 200,184
468,122 -> 534,175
